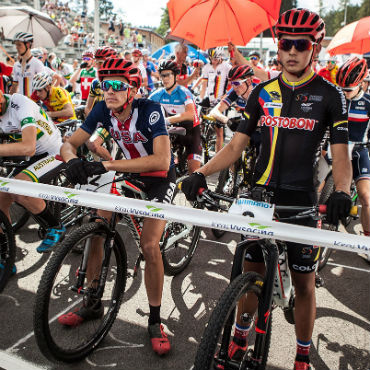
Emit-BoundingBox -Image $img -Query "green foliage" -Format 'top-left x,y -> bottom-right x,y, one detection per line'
99,0 -> 114,20
156,7 -> 170,37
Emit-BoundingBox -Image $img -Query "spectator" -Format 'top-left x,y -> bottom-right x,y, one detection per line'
108,14 -> 116,36
123,50 -> 131,61
142,49 -> 158,93
124,26 -> 131,42
118,20 -> 124,42
318,57 -> 339,84
137,32 -> 143,48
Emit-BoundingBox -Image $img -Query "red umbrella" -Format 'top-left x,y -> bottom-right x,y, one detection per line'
167,0 -> 281,50
327,16 -> 370,56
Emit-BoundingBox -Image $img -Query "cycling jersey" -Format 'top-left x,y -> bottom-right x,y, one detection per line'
222,88 -> 247,110
149,85 -> 199,127
79,67 -> 97,101
81,99 -> 174,169
31,86 -> 76,122
0,94 -> 62,156
13,56 -> 45,97
347,91 -> 370,143
201,62 -> 231,103
237,71 -> 349,191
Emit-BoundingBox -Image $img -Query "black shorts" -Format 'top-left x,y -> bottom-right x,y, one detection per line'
244,188 -> 320,274
172,121 -> 202,162
352,146 -> 370,182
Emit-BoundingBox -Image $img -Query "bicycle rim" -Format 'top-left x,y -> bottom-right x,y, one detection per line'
194,272 -> 270,370
34,222 -> 127,362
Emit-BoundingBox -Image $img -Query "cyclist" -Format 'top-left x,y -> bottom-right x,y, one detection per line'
50,57 -> 74,87
59,59 -> 175,356
336,57 -> 370,239
131,48 -> 148,91
199,47 -> 232,153
318,56 -> 338,85
9,32 -> 45,97
181,8 -> 352,370
31,49 -> 64,87
362,71 -> 370,93
149,59 -> 201,174
31,72 -> 76,123
0,90 -> 65,253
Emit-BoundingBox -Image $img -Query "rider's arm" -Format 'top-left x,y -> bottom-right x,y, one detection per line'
69,69 -> 81,92
47,102 -> 74,118
209,100 -> 229,124
331,143 -> 352,194
84,95 -> 95,116
9,81 -> 18,94
167,101 -> 195,124
199,78 -> 207,100
228,42 -> 247,66
60,127 -> 91,161
103,134 -> 171,173
0,126 -> 37,156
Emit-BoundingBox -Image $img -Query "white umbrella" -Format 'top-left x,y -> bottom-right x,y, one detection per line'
0,5 -> 64,47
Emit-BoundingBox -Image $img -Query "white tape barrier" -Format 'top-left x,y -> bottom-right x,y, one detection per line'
0,176 -> 369,255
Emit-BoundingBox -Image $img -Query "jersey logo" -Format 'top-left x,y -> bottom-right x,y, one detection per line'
269,91 -> 281,100
109,128 -> 148,144
296,93 -> 309,102
263,102 -> 282,109
260,115 -> 317,131
301,103 -> 313,113
149,111 -> 160,125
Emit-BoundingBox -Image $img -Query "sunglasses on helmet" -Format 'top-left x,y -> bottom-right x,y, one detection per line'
101,80 -> 132,92
231,79 -> 248,87
278,39 -> 314,52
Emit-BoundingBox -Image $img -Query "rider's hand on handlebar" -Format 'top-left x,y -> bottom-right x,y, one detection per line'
325,191 -> 352,226
83,161 -> 108,177
181,172 -> 207,201
65,158 -> 89,185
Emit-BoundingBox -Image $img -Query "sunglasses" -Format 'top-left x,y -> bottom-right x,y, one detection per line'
278,39 -> 314,52
82,57 -> 92,61
250,56 -> 258,61
160,72 -> 173,79
341,86 -> 357,92
327,60 -> 336,64
101,80 -> 131,92
231,79 -> 248,87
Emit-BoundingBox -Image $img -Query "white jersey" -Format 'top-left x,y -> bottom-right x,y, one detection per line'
0,94 -> 62,155
12,56 -> 45,97
201,61 -> 232,103
137,62 -> 147,79
61,63 -> 74,80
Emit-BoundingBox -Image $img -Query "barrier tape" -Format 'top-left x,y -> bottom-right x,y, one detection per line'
0,176 -> 369,255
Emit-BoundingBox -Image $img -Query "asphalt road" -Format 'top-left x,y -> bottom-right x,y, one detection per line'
0,180 -> 369,370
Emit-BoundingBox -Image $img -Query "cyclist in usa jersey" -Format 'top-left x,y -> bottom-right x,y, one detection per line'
149,59 -> 201,174
336,57 -> 370,240
181,9 -> 352,370
60,59 -> 174,356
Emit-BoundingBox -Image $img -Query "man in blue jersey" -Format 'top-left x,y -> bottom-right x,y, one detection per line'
150,59 -> 201,174
59,59 -> 175,356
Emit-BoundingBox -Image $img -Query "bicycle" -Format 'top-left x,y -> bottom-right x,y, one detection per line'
192,187 -> 342,370
33,171 -> 202,362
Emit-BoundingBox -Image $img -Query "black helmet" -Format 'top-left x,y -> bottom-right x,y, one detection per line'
158,59 -> 180,75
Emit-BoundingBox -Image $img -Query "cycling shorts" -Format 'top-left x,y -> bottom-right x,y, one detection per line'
14,153 -> 65,183
172,121 -> 202,162
352,146 -> 370,182
244,189 -> 320,274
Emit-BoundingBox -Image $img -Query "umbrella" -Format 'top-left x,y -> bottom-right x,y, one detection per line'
167,0 -> 281,50
151,42 -> 208,63
327,16 -> 370,56
0,6 -> 64,47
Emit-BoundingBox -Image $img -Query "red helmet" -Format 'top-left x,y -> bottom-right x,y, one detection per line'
336,57 -> 368,88
275,8 -> 325,44
228,64 -> 254,81
82,50 -> 94,59
95,46 -> 117,60
131,48 -> 142,57
98,59 -> 142,88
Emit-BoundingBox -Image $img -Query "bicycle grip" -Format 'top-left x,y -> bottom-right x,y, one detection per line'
318,204 -> 358,216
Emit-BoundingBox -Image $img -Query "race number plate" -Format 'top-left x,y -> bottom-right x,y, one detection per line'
228,198 -> 275,221
75,171 -> 116,193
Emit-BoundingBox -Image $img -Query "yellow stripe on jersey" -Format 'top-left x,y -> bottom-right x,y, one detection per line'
333,120 -> 347,128
21,169 -> 39,182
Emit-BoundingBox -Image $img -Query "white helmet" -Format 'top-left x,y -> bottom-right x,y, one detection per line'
208,47 -> 224,60
31,48 -> 43,59
32,72 -> 53,91
13,32 -> 33,43
51,57 -> 62,70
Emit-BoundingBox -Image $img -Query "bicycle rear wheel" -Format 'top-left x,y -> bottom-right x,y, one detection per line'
161,181 -> 201,276
0,209 -> 16,293
194,272 -> 271,370
34,222 -> 127,362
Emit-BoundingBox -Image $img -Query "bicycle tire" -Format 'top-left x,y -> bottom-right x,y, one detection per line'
34,222 -> 127,362
194,271 -> 271,370
10,203 -> 30,231
0,209 -> 16,293
161,184 -> 201,276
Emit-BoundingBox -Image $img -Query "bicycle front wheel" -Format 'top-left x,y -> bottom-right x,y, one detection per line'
161,182 -> 201,276
34,222 -> 127,362
194,272 -> 271,370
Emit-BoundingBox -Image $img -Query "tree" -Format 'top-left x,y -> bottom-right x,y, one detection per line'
99,0 -> 114,20
156,7 -> 170,37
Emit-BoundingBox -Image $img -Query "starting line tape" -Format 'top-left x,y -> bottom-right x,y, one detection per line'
0,176 -> 369,255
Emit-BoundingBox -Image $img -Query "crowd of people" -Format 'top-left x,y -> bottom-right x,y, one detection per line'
0,6 -> 370,370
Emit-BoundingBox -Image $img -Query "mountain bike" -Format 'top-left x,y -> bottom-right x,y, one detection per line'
192,187 -> 337,370
33,171 -> 201,362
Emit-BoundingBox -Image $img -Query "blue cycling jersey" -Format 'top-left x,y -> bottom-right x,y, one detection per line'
81,98 -> 174,168
149,85 -> 199,127
347,91 -> 370,143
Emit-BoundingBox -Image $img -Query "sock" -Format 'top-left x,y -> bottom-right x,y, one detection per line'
232,323 -> 251,347
148,304 -> 161,325
33,205 -> 59,229
295,339 -> 311,364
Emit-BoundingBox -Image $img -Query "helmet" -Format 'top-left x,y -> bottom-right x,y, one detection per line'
32,72 -> 53,91
31,48 -> 43,60
13,32 -> 33,43
248,50 -> 261,59
158,59 -> 180,75
208,47 -> 224,60
82,50 -> 94,59
94,46 -> 117,59
275,8 -> 325,44
336,57 -> 368,88
141,48 -> 149,56
168,53 -> 176,61
131,48 -> 142,57
228,64 -> 254,81
98,59 -> 142,88
51,57 -> 62,70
